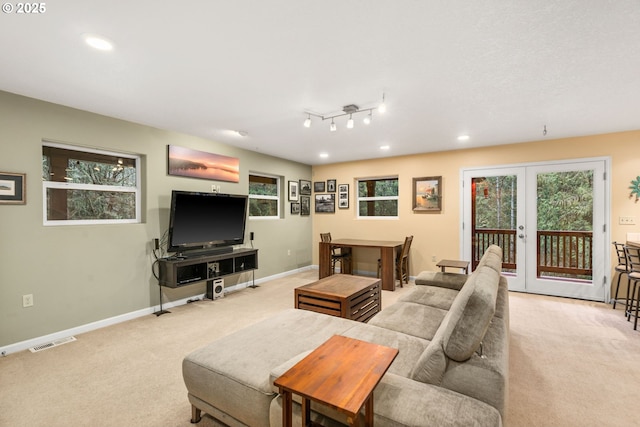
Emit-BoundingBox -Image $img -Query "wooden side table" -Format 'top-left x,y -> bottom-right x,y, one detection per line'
436,259 -> 470,274
274,335 -> 398,427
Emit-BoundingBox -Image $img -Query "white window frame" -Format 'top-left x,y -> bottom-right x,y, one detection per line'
248,172 -> 281,220
356,176 -> 399,219
42,141 -> 141,226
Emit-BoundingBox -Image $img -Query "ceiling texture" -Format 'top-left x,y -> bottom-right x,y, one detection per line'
1,1 -> 639,165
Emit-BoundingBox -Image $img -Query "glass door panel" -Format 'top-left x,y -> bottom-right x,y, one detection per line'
463,168 -> 526,292
525,162 -> 606,300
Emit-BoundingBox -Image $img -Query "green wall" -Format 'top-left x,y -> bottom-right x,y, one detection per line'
0,91 -> 312,348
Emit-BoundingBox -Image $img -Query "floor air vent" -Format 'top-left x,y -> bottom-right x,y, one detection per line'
29,336 -> 77,353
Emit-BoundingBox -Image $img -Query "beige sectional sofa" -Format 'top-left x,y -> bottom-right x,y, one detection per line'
182,245 -> 509,426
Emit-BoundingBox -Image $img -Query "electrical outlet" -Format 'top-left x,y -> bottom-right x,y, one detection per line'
619,216 -> 637,225
287,249 -> 291,256
22,294 -> 33,308
431,255 -> 437,262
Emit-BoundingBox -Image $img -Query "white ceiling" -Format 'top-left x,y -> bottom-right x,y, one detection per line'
1,1 -> 639,165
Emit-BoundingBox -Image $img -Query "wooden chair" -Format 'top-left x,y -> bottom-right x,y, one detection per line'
623,245 -> 640,330
378,235 -> 413,287
320,233 -> 352,274
612,242 -> 630,309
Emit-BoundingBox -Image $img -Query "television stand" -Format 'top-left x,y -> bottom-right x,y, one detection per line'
157,247 -> 258,301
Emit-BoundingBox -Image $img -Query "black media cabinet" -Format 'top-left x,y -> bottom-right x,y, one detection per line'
158,248 -> 258,294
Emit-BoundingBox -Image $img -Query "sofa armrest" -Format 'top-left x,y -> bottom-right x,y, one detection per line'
373,373 -> 502,427
415,271 -> 469,290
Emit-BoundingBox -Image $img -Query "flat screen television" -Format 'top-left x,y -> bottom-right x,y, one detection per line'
168,190 -> 248,255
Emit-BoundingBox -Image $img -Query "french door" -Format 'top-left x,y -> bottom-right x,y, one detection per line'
462,158 -> 609,301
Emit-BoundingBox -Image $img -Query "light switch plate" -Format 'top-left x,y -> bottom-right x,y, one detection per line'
619,216 -> 636,225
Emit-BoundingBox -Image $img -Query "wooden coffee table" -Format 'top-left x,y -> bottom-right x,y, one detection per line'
274,335 -> 398,427
295,274 -> 381,323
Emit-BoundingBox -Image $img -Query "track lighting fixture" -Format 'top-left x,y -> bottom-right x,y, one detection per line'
303,93 -> 386,131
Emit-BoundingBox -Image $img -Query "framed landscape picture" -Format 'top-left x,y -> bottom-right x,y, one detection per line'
0,172 -> 26,204
314,181 -> 325,192
291,202 -> 300,214
168,145 -> 239,183
314,194 -> 335,213
413,176 -> 442,212
299,179 -> 312,195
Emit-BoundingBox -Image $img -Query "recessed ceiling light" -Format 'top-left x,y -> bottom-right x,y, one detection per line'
457,135 -> 470,141
319,153 -> 329,158
84,34 -> 114,51
380,145 -> 390,150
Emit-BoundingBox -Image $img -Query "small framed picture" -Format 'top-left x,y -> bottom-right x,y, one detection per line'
327,179 -> 337,192
314,181 -> 325,192
300,196 -> 311,216
291,202 -> 301,214
413,176 -> 442,212
299,179 -> 312,195
0,172 -> 26,205
314,194 -> 335,213
338,184 -> 349,209
288,180 -> 299,201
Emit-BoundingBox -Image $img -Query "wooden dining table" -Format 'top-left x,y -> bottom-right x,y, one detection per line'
627,240 -> 640,248
319,238 -> 404,291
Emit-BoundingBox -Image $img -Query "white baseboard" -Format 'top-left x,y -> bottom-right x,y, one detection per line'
0,266 -> 314,357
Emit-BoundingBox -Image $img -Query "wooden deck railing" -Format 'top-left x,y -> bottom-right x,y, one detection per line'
473,229 -> 593,278
537,230 -> 593,277
472,229 -> 517,270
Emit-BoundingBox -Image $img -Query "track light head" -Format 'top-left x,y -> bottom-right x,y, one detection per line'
303,115 -> 311,128
330,119 -> 337,132
378,93 -> 386,113
347,114 -> 354,129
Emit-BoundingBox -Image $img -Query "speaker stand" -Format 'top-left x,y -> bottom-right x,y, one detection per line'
248,270 -> 259,288
154,283 -> 170,316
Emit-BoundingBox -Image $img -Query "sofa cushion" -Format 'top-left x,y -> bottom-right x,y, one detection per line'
339,323 -> 430,378
477,245 -> 503,273
367,300 -> 448,340
409,331 -> 448,384
442,266 -> 499,362
269,350 -> 312,393
441,315 -> 509,419
373,373 -> 503,427
398,285 -> 460,310
415,271 -> 468,290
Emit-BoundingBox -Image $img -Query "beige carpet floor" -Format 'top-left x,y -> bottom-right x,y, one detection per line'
1,269 -> 639,427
